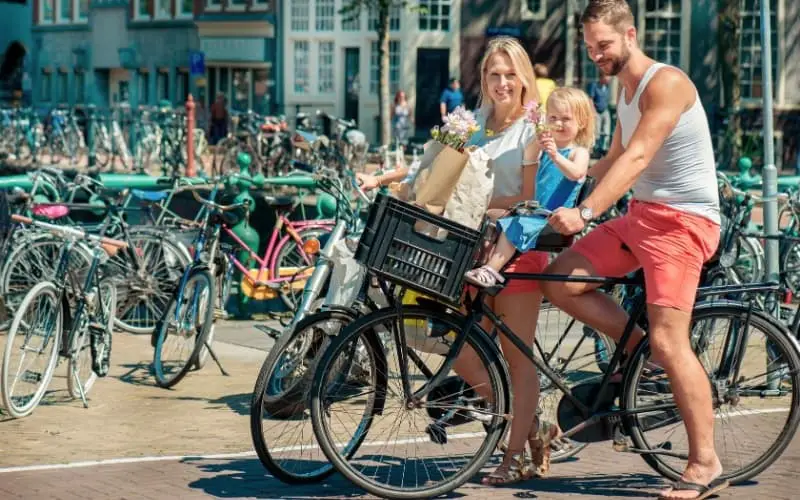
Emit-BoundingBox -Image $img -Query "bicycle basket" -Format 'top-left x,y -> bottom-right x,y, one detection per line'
354,192 -> 484,305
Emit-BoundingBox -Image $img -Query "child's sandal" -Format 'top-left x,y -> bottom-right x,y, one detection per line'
464,265 -> 505,288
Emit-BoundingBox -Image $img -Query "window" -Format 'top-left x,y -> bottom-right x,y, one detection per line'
342,10 -> 360,31
154,0 -> 170,19
228,0 -> 247,10
291,0 -> 310,31
642,0 -> 682,67
59,0 -> 70,22
57,72 -> 68,103
370,40 -> 399,94
578,38 -> 599,87
74,72 -> 85,103
78,0 -> 88,19
138,72 -> 149,105
40,72 -> 52,102
205,0 -> 221,10
293,41 -> 310,94
418,0 -> 450,31
179,0 -> 193,16
206,67 -> 271,113
135,0 -> 149,18
176,70 -> 189,102
40,0 -> 54,23
316,0 -> 335,31
252,68 -> 271,115
521,0 -> 546,21
369,5 -> 401,31
157,71 -> 169,101
740,0 -> 779,100
318,41 -> 334,94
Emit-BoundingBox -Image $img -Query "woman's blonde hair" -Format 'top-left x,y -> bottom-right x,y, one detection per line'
478,37 -> 539,113
547,87 -> 597,149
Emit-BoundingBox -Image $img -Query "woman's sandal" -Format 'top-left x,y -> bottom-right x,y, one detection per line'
464,265 -> 505,288
481,450 -> 533,486
528,419 -> 560,478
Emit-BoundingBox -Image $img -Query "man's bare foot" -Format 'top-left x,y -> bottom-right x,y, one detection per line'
658,457 -> 725,500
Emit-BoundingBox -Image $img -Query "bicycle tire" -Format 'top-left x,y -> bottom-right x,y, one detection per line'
1,282 -> 62,418
309,305 -> 510,500
622,301 -> 800,484
250,308 -> 360,484
152,269 -> 215,388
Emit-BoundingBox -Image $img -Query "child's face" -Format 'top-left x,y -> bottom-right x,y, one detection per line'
546,99 -> 579,145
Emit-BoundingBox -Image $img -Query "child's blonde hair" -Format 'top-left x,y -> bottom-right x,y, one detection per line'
478,37 -> 539,113
546,87 -> 596,149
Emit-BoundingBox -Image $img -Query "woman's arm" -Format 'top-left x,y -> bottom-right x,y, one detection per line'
488,139 -> 540,209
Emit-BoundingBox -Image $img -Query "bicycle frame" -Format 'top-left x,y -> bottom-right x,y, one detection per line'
387,271 -> 783,456
221,210 -> 332,285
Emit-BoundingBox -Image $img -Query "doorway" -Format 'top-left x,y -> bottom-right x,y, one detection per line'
414,48 -> 450,138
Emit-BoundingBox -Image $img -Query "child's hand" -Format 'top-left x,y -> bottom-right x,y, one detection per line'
538,132 -> 558,158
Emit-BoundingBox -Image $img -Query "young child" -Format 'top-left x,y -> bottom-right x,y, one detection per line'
465,87 -> 596,287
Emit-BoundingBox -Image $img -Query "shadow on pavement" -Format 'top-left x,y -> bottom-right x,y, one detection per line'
116,361 -> 155,386
509,472 -> 665,498
206,392 -> 251,416
185,457 -> 369,499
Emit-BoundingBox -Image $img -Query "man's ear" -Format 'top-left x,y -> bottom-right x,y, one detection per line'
625,25 -> 638,46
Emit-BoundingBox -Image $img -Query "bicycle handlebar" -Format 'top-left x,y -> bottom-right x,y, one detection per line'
190,190 -> 250,212
11,214 -> 128,248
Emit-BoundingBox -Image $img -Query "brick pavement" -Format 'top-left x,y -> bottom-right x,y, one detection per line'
0,320 -> 798,499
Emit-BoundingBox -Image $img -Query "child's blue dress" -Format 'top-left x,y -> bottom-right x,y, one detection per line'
498,147 -> 584,251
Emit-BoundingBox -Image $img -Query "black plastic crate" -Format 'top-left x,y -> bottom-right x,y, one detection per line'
355,192 -> 484,304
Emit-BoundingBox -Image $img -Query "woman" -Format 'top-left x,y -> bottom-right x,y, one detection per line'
392,90 -> 412,147
449,36 -> 558,486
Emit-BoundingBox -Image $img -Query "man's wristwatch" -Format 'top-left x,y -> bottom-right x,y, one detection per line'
579,205 -> 594,222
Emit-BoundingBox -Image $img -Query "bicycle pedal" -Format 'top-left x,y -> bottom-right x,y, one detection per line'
426,423 -> 447,445
213,308 -> 229,320
612,426 -> 630,452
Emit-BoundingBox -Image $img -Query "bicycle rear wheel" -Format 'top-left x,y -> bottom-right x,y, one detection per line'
622,302 -> 800,484
309,305 -> 509,500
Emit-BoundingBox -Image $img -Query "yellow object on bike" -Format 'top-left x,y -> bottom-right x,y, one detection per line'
400,289 -> 456,356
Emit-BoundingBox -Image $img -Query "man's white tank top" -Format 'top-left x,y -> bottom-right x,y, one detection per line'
617,63 -> 720,224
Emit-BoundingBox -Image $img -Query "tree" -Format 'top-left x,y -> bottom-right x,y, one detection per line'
717,0 -> 742,168
341,1 -> 412,147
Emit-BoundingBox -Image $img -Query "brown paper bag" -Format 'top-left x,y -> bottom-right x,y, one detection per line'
409,141 -> 470,216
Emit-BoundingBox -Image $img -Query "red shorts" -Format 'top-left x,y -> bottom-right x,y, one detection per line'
570,201 -> 720,312
500,251 -> 550,295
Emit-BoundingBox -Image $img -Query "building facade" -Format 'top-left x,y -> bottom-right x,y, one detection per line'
0,0 -> 33,102
462,0 -> 799,170
282,0 -> 461,143
29,0 -> 280,114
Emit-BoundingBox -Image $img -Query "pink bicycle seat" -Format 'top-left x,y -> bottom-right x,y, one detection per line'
32,204 -> 70,220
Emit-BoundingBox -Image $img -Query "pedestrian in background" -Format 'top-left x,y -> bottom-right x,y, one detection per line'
587,73 -> 611,154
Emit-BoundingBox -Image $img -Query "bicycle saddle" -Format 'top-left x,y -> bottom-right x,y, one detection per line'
131,189 -> 169,203
262,194 -> 296,210
32,204 -> 70,220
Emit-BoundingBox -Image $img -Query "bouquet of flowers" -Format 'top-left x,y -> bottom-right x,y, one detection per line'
523,100 -> 549,133
430,106 -> 482,152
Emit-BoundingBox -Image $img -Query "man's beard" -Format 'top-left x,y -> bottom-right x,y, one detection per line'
602,45 -> 631,76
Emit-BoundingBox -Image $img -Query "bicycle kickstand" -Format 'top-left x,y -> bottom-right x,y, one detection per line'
204,340 -> 230,376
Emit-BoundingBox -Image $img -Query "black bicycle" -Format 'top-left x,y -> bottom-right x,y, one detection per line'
306,196 -> 800,499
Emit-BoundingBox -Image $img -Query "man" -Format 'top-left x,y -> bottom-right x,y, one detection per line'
439,77 -> 463,122
541,1 -> 724,499
588,73 -> 611,152
209,92 -> 228,145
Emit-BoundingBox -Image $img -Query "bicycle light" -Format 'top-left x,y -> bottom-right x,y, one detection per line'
303,238 -> 321,255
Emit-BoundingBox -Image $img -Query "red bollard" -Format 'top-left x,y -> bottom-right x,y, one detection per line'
186,94 -> 196,177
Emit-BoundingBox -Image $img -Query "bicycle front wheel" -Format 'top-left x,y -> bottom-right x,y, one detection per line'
622,302 -> 800,484
152,269 -> 214,388
1,282 -> 62,418
309,305 -> 509,500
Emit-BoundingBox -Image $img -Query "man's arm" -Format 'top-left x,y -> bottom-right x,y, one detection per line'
581,69 -> 693,216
